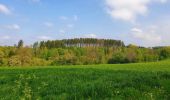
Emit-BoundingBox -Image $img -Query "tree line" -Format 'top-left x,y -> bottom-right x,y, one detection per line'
38,38 -> 125,49
0,39 -> 170,66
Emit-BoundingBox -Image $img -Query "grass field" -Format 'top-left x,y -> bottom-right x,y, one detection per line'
0,60 -> 170,100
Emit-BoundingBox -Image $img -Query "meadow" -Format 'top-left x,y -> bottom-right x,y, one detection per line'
0,60 -> 170,100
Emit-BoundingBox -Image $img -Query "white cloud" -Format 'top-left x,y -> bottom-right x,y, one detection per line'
59,29 -> 65,34
159,0 -> 167,3
131,27 -> 162,46
105,0 -> 167,22
59,16 -> 68,20
59,15 -> 78,21
131,28 -> 143,33
58,23 -> 74,34
5,24 -> 20,31
0,4 -> 11,15
84,33 -> 97,38
1,36 -> 10,40
154,20 -> 170,46
67,24 -> 74,28
44,22 -> 53,28
73,15 -> 78,21
37,36 -> 52,40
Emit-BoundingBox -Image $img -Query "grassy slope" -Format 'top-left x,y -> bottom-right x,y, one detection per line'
0,60 -> 170,100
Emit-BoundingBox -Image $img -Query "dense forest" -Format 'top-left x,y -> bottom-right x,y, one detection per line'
0,38 -> 170,66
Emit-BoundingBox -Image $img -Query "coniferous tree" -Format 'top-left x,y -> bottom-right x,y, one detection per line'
17,40 -> 24,48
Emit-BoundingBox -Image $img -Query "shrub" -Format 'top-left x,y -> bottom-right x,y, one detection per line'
8,56 -> 21,66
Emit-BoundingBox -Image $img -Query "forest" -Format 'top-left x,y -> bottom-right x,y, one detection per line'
0,38 -> 170,66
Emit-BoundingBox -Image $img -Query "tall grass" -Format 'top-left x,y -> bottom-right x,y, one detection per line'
0,61 -> 170,99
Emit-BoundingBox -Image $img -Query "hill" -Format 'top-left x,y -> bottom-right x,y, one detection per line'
0,38 -> 170,66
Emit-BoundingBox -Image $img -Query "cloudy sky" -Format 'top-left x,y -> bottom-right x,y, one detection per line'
0,0 -> 170,47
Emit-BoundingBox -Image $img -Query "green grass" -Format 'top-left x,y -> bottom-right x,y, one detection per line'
0,60 -> 170,100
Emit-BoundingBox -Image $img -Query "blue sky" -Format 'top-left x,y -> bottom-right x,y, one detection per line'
0,0 -> 170,47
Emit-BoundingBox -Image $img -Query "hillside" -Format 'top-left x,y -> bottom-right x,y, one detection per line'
0,39 -> 170,67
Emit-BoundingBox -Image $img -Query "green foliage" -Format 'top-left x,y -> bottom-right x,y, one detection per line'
38,38 -> 125,49
159,47 -> 170,59
0,39 -> 170,66
8,56 -> 21,66
0,50 -> 5,65
0,61 -> 170,99
31,58 -> 50,66
8,47 -> 33,66
108,50 -> 126,64
17,40 -> 24,48
16,48 -> 33,66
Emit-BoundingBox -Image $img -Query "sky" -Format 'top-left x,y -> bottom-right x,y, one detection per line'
0,0 -> 170,47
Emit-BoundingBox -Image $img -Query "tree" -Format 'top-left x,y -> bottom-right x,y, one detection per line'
15,47 -> 33,66
159,47 -> 170,59
33,42 -> 39,56
0,50 -> 5,65
0,38 -> 169,66
125,48 -> 137,63
8,56 -> 21,66
18,40 -> 24,48
108,50 -> 126,64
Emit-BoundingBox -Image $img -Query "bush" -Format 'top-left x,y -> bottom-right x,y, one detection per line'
8,56 -> 21,66
108,52 -> 126,64
31,58 -> 50,66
